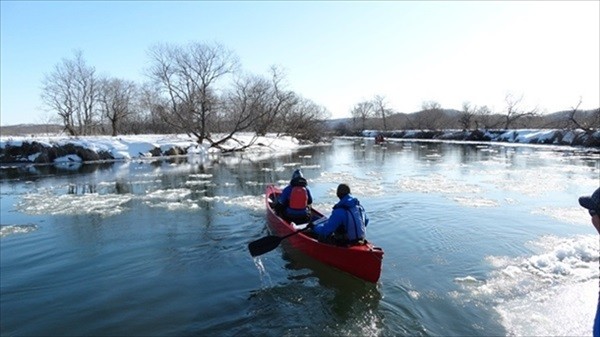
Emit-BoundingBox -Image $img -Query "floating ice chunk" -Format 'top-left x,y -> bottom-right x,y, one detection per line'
0,224 -> 38,238
315,171 -> 384,197
184,180 -> 212,186
454,276 -> 481,284
532,207 -> 593,226
223,195 -> 264,211
140,188 -> 199,210
300,164 -> 321,169
17,193 -> 131,216
453,197 -> 499,207
145,199 -> 199,211
142,188 -> 192,202
397,174 -> 482,195
189,174 -> 213,179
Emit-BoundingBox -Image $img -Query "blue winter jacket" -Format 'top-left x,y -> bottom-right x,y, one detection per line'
313,194 -> 368,241
278,177 -> 313,216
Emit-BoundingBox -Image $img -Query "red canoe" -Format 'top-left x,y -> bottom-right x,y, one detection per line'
265,185 -> 384,283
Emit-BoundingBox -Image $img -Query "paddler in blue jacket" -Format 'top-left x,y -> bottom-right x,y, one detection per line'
312,183 -> 369,245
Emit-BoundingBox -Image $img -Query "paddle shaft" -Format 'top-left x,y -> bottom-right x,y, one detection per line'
248,224 -> 311,257
281,225 -> 310,239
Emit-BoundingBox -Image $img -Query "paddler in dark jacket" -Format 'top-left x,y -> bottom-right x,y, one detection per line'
312,183 -> 369,245
277,169 -> 313,225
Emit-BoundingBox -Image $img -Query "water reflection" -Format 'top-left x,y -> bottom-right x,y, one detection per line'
279,248 -> 384,335
0,161 -> 115,181
2,138 -> 599,337
67,183 -> 97,194
246,246 -> 384,337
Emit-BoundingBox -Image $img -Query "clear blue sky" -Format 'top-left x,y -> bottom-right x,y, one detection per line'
1,1 -> 599,126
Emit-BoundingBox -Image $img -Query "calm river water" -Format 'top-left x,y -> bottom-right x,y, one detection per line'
1,138 -> 599,336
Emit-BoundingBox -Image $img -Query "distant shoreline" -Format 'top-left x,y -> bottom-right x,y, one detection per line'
361,129 -> 600,149
1,129 -> 599,168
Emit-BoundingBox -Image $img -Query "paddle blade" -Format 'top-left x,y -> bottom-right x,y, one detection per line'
248,235 -> 283,257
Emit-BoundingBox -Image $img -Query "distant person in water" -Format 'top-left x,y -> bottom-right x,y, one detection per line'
579,187 -> 600,337
311,183 -> 368,245
276,169 -> 313,225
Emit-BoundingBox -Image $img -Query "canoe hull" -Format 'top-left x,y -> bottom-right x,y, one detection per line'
265,185 -> 383,283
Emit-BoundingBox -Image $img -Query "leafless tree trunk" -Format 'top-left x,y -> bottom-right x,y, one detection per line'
41,50 -> 99,135
373,95 -> 391,131
147,41 -> 240,144
137,83 -> 174,134
414,100 -> 444,129
350,101 -> 374,131
98,78 -> 138,136
473,105 -> 493,129
280,96 -> 329,141
214,74 -> 273,149
459,102 -> 476,130
567,98 -> 597,131
250,66 -> 297,136
502,93 -> 538,129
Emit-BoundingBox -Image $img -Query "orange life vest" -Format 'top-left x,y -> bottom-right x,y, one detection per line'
289,186 -> 308,210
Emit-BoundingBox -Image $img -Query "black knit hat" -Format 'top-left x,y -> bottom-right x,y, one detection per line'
291,169 -> 303,180
579,187 -> 600,213
336,183 -> 351,199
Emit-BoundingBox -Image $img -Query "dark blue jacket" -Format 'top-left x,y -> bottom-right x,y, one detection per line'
278,177 -> 313,216
313,194 -> 368,241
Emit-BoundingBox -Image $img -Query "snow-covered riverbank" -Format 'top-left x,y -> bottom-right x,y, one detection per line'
363,129 -> 600,148
1,129 -> 599,167
0,133 -> 308,166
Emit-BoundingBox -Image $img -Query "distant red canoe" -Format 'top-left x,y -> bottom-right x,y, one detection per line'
265,185 -> 384,283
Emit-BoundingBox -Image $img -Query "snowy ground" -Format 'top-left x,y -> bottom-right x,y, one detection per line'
363,128 -> 600,147
1,130 -> 598,167
0,133 -> 311,165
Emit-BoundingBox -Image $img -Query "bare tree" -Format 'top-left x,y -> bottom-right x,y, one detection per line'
147,41 -> 240,144
98,78 -> 138,136
250,66 -> 298,137
567,98 -> 600,131
41,50 -> 99,135
373,95 -> 392,131
280,96 -> 329,142
459,102 -> 476,130
215,73 -> 274,151
502,93 -> 538,129
474,105 -> 495,129
411,100 -> 444,129
72,51 -> 98,135
350,100 -> 375,131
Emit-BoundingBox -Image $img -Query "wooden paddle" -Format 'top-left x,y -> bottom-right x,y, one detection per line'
248,225 -> 311,257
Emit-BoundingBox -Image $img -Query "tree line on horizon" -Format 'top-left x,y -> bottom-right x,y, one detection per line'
342,95 -> 599,135
39,41 -> 599,147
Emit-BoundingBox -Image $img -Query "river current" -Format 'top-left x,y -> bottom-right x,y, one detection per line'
1,138 -> 599,336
